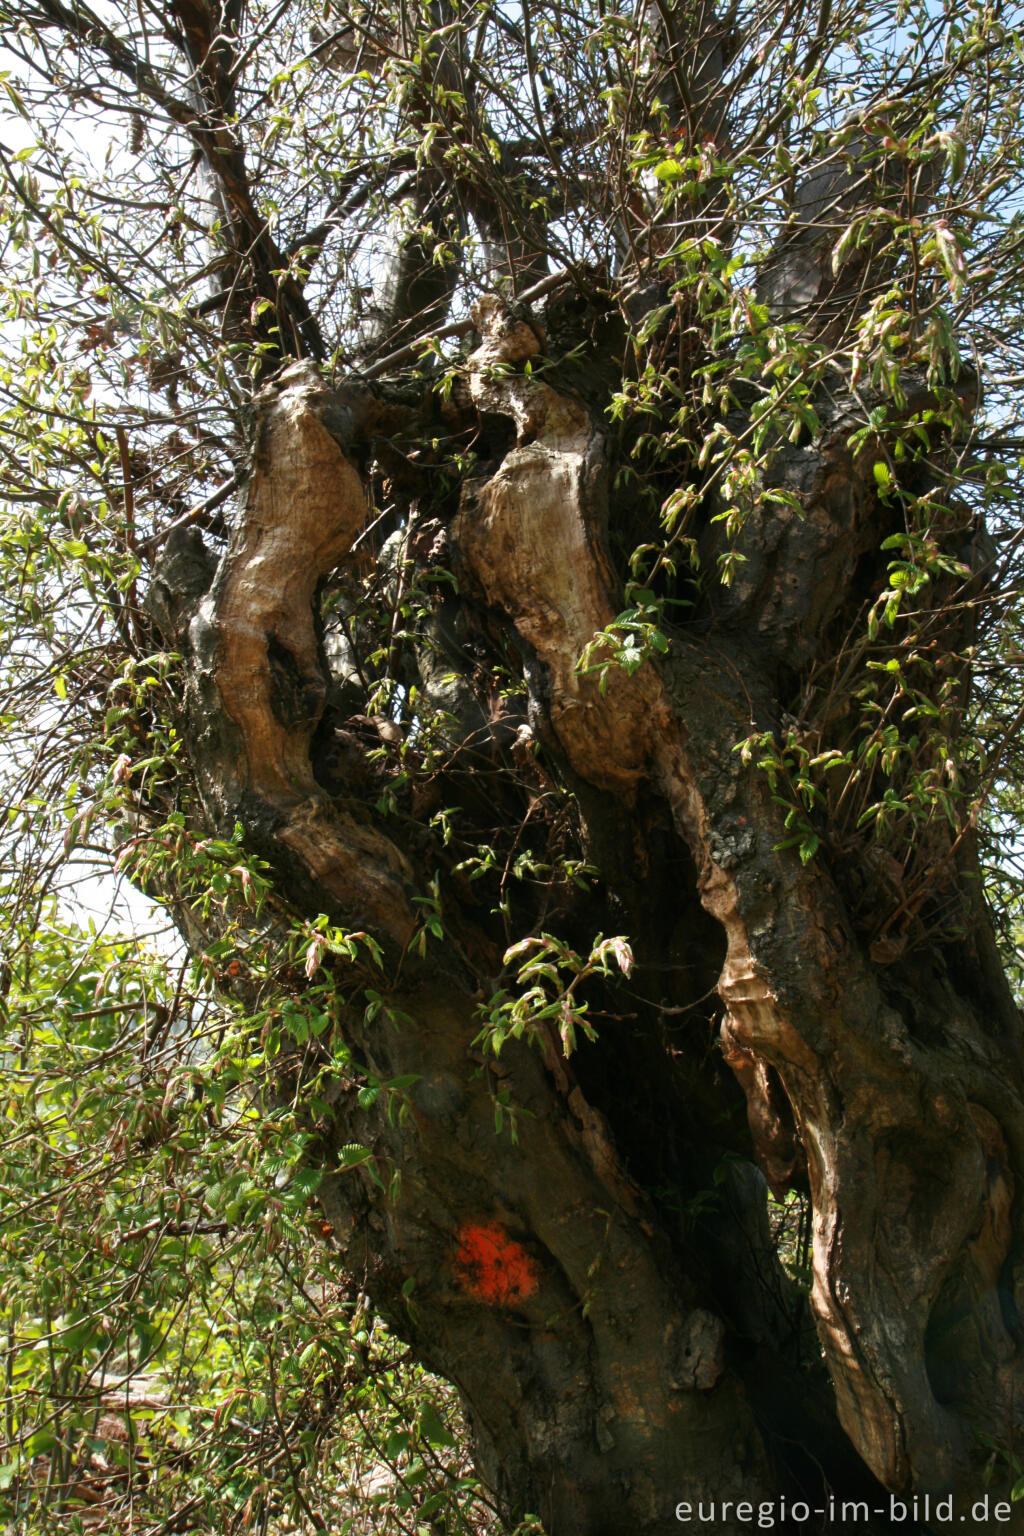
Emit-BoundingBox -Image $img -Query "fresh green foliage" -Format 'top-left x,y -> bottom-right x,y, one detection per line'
0,910 -> 496,1534
4,0 -> 1024,1521
477,933 -> 633,1058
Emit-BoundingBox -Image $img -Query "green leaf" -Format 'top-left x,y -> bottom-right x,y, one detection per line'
291,1167 -> 324,1198
386,1073 -> 421,1091
419,1403 -> 455,1447
3,80 -> 30,119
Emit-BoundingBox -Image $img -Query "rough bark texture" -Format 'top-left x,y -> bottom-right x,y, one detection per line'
17,0 -> 1024,1525
146,275 -> 1024,1533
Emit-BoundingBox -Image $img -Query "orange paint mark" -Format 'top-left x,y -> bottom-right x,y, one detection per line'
455,1222 -> 538,1307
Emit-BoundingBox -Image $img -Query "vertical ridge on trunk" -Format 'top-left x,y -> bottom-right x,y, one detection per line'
8,0 -> 1024,1529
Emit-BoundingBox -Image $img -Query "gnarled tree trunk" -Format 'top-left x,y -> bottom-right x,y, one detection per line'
7,0 -> 1024,1526
146,283 -> 1024,1532
114,0 -> 1024,1528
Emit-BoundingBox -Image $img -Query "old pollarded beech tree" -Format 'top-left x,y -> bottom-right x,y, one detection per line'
3,0 -> 1024,1528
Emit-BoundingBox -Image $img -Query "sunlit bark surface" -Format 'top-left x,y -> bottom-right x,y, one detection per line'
147,286 -> 1024,1531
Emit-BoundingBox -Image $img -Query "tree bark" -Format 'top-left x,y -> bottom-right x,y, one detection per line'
10,0 -> 1023,1526
146,283 -> 1024,1532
